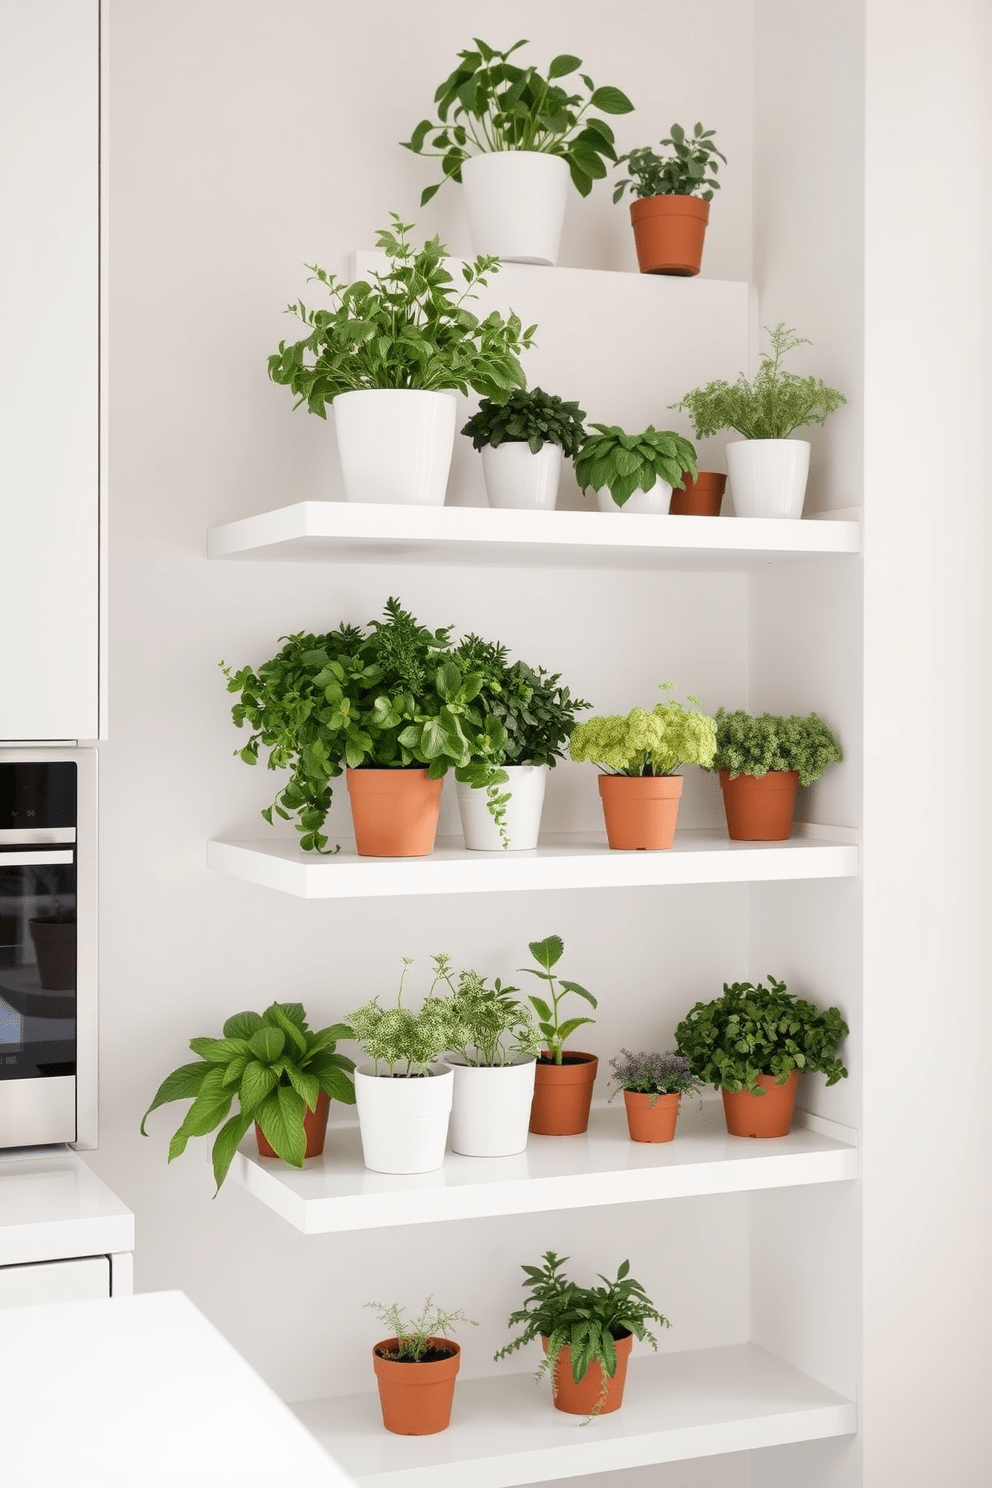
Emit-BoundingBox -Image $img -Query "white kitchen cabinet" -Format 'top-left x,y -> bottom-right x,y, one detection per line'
0,1253 -> 110,1307
0,1147 -> 134,1299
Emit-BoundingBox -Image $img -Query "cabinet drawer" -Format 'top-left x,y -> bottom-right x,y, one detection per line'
0,1255 -> 110,1308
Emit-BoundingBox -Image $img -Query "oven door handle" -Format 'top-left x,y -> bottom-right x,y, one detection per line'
0,849 -> 74,866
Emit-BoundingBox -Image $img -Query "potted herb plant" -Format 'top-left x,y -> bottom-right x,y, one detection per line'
608,1049 -> 703,1143
670,324 -> 847,519
223,597 -> 510,856
267,214 -> 535,506
461,387 -> 587,511
613,122 -> 726,276
573,424 -> 698,514
368,1298 -> 477,1436
450,633 -> 592,851
438,958 -> 543,1157
675,975 -> 849,1138
495,1251 -> 670,1416
139,1002 -> 356,1191
569,684 -> 717,850
346,957 -> 462,1174
709,708 -> 843,840
402,39 -> 634,265
517,934 -> 598,1136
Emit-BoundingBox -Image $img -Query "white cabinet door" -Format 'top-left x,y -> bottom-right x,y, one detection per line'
0,0 -> 100,741
0,1254 -> 110,1308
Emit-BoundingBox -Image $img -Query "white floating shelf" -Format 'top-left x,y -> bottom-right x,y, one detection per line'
0,1147 -> 134,1267
292,1342 -> 857,1487
207,827 -> 858,900
229,1100 -> 857,1235
207,501 -> 861,572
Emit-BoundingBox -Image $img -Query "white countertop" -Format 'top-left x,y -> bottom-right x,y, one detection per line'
2,1289 -> 356,1487
0,1146 -> 133,1265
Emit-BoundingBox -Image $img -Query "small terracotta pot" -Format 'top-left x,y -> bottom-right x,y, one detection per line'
598,774 -> 684,850
622,1089 -> 681,1143
719,769 -> 800,841
722,1070 -> 799,1138
255,1087 -> 330,1160
346,767 -> 443,857
529,1052 -> 598,1135
629,195 -> 710,276
372,1337 -> 461,1435
545,1331 -> 633,1415
669,470 -> 726,516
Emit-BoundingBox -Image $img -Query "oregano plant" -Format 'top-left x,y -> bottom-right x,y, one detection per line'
709,708 -> 842,785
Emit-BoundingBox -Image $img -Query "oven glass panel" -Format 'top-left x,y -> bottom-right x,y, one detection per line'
0,859 -> 76,1081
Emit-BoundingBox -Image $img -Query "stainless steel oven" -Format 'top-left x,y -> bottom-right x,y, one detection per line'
0,749 -> 96,1148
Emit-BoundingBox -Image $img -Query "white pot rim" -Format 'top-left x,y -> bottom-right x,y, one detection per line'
725,436 -> 811,448
443,1052 -> 538,1069
355,1061 -> 453,1080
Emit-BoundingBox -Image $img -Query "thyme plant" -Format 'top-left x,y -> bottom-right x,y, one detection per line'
367,1298 -> 477,1361
608,1050 -> 703,1106
461,386 -> 587,455
710,709 -> 842,786
613,121 -> 725,201
569,685 -> 716,776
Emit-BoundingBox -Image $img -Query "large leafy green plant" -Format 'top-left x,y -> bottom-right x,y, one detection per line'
267,215 -> 535,414
222,598 -> 509,853
461,386 -> 587,455
495,1251 -> 670,1413
674,976 -> 850,1092
570,685 -> 716,776
140,1002 -> 355,1192
518,933 -> 597,1065
710,708 -> 842,786
402,39 -> 635,204
573,425 -> 697,508
613,121 -> 726,201
670,324 -> 847,441
451,634 -> 592,770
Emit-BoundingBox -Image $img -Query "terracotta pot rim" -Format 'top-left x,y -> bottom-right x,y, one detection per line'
597,773 -> 684,790
630,194 -> 711,220
536,1049 -> 598,1066
373,1337 -> 461,1367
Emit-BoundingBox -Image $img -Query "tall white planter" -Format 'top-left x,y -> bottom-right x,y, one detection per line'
443,1055 -> 537,1157
460,151 -> 570,266
456,763 -> 548,850
595,478 -> 673,515
481,442 -> 563,510
333,389 -> 457,505
726,438 -> 811,519
353,1063 -> 453,1174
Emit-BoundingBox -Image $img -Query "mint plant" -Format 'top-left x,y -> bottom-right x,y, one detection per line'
710,709 -> 842,785
367,1298 -> 477,1361
573,425 -> 697,507
461,387 -> 587,455
613,122 -> 725,201
518,934 -> 597,1065
569,684 -> 716,776
402,39 -> 634,204
451,634 -> 592,770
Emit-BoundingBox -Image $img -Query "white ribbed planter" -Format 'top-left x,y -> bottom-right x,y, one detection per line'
353,1063 -> 453,1174
332,389 -> 457,506
726,438 -> 811,519
443,1055 -> 537,1157
595,478 -> 673,515
455,764 -> 548,851
460,151 -> 570,265
480,442 -> 563,510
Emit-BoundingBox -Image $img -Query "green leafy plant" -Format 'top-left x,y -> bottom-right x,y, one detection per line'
674,975 -> 850,1093
518,934 -> 597,1065
613,121 -> 726,202
437,957 -> 543,1067
670,324 -> 847,441
451,634 -> 592,770
573,425 -> 697,508
570,684 -> 716,776
347,956 -> 464,1076
222,597 -> 511,853
402,39 -> 635,204
608,1049 -> 703,1105
266,215 -> 535,415
495,1251 -> 670,1413
139,1002 -> 355,1192
461,386 -> 587,455
710,709 -> 843,786
367,1298 -> 478,1361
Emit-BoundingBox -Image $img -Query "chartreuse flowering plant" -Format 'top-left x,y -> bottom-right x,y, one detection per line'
569,685 -> 716,776
710,709 -> 842,785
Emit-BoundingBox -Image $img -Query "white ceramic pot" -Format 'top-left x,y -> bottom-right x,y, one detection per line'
455,763 -> 548,851
353,1063 -> 453,1174
725,438 -> 811,519
480,442 -> 563,510
332,389 -> 457,505
594,478 -> 673,515
443,1055 -> 537,1157
460,151 -> 570,265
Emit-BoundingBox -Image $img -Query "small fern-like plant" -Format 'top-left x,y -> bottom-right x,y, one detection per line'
461,386 -> 587,455
347,956 -> 463,1076
710,709 -> 842,786
573,425 -> 697,507
671,323 -> 846,441
613,121 -> 725,201
367,1298 -> 477,1361
570,684 -> 716,776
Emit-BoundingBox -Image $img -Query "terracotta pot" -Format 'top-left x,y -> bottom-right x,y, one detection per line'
255,1087 -> 330,1160
529,1052 -> 598,1136
719,769 -> 800,841
545,1330 -> 633,1415
629,195 -> 710,276
346,768 -> 443,857
722,1070 -> 799,1138
372,1337 -> 460,1435
669,470 -> 726,516
598,774 -> 684,850
622,1089 -> 681,1143
28,918 -> 76,991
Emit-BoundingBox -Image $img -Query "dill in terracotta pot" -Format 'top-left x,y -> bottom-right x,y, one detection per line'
367,1298 -> 477,1436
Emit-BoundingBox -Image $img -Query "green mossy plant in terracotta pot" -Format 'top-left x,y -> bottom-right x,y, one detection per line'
708,707 -> 843,840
